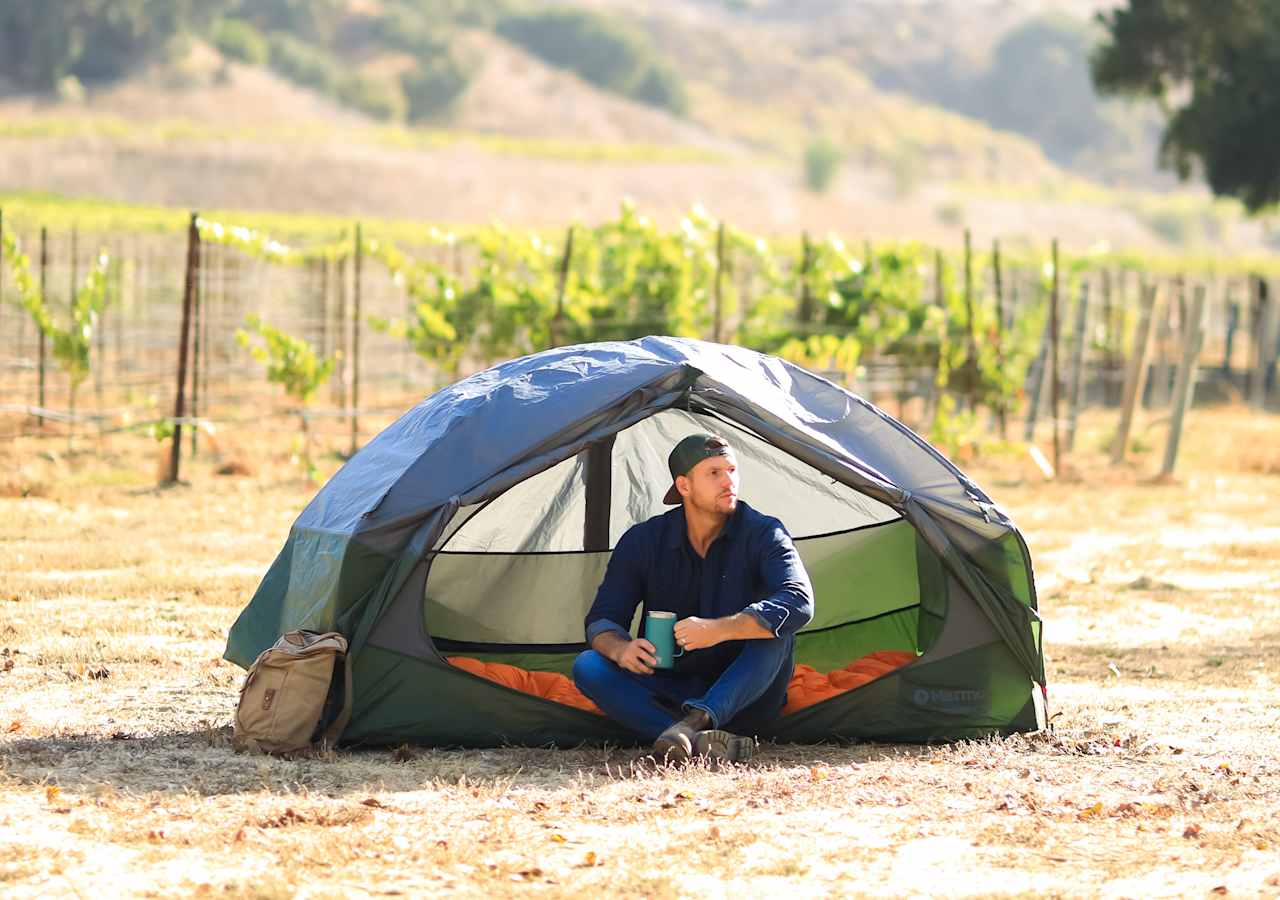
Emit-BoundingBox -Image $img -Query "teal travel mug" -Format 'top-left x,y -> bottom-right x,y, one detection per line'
644,611 -> 684,669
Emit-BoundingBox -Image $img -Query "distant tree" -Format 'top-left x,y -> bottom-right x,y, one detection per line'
631,63 -> 689,116
335,72 -> 406,122
401,53 -> 474,121
227,0 -> 344,43
979,16 -> 1108,167
0,0 -> 215,90
803,136 -> 843,193
266,32 -> 338,93
1093,0 -> 1280,212
497,8 -> 689,114
213,18 -> 269,66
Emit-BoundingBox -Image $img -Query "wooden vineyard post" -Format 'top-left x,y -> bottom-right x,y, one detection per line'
350,223 -> 362,458
1023,319 -> 1050,441
960,229 -> 977,413
190,227 -> 204,457
1250,276 -> 1276,410
1221,281 -> 1238,373
1160,284 -> 1207,478
37,227 -> 48,429
167,213 -> 200,485
1100,267 -> 1116,404
319,256 -> 330,362
0,209 -> 5,400
1065,279 -> 1091,453
713,222 -> 726,344
333,255 -> 348,408
992,238 -> 1006,437
94,240 -> 111,429
928,247 -> 946,424
798,232 -> 814,327
1049,239 -> 1061,475
1112,282 -> 1158,464
550,224 -> 574,348
68,228 -> 79,449
1149,276 -> 1181,409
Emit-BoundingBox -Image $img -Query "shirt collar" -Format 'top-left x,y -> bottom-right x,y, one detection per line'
663,501 -> 744,551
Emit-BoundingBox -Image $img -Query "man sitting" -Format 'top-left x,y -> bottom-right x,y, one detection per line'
572,432 -> 814,762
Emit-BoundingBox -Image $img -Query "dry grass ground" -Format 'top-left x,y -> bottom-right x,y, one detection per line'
1,406 -> 1279,898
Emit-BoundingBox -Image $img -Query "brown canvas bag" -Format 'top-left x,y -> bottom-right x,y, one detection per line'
233,630 -> 352,755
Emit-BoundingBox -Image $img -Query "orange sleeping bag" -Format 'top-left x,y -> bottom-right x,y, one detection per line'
446,656 -> 604,714
781,650 -> 917,715
447,650 -> 916,719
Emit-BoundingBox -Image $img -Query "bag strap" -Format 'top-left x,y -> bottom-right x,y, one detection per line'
319,652 -> 354,748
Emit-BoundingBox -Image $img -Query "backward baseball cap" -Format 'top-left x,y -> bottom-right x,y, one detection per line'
662,433 -> 733,505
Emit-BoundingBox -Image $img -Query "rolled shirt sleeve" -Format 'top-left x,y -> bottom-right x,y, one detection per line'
744,520 -> 814,638
584,527 -> 645,645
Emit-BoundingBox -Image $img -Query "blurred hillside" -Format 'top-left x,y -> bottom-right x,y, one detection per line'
0,0 -> 1273,252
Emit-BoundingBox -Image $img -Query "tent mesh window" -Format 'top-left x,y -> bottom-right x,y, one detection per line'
424,410 -> 947,690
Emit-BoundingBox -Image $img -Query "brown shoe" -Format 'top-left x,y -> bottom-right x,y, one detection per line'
693,729 -> 755,764
652,710 -> 711,762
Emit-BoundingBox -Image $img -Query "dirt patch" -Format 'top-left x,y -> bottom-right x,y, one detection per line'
2,407 -> 1279,896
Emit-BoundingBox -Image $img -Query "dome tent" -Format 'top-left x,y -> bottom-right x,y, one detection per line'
224,337 -> 1047,746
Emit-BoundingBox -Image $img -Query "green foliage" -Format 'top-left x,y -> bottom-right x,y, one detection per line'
497,8 -> 689,114
1093,0 -> 1280,212
213,18 -> 269,66
0,0 -> 211,90
803,137 -> 843,193
1,229 -> 113,393
979,16 -> 1109,167
335,72 -> 406,122
236,314 -> 336,405
227,0 -> 345,43
265,32 -> 338,93
630,64 -> 689,116
401,53 -> 474,121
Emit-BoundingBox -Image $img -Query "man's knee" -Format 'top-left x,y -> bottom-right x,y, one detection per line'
572,649 -> 615,693
740,635 -> 792,671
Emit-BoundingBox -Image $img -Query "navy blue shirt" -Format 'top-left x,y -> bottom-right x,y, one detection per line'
584,500 -> 814,680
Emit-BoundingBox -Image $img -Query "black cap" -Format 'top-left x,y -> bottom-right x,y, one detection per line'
663,433 -> 732,505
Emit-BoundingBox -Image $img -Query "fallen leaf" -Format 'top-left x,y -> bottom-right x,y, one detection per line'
361,798 -> 386,808
1183,824 -> 1202,839
6,721 -> 19,733
1079,802 -> 1104,819
549,833 -> 566,843
1210,887 -> 1227,895
45,786 -> 61,804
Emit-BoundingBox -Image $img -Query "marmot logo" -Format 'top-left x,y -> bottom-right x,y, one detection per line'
911,687 -> 986,708
262,688 -> 276,711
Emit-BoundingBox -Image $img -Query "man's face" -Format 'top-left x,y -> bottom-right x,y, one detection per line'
678,451 -> 739,516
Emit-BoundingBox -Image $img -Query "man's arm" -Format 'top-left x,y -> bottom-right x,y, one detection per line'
741,519 -> 814,637
584,528 -> 657,674
674,611 -> 771,651
674,519 -> 814,651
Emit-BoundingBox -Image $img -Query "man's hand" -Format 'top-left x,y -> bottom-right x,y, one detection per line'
676,612 -> 773,651
615,638 -> 658,674
674,616 -> 726,651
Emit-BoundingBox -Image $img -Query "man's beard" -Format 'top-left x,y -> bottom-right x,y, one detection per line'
691,490 -> 737,516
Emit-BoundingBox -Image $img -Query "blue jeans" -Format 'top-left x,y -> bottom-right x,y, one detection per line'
572,638 -> 793,742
